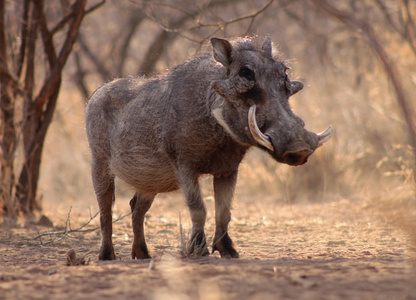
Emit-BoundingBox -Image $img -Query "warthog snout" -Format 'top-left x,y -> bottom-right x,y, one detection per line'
248,105 -> 333,165
280,126 -> 334,165
282,149 -> 314,166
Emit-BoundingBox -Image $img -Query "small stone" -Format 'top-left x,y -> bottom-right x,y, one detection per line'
37,215 -> 53,227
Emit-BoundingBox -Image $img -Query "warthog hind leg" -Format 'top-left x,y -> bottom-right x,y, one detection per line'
131,193 -> 155,259
92,160 -> 116,260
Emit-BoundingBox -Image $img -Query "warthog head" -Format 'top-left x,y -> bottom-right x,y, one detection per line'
210,36 -> 333,166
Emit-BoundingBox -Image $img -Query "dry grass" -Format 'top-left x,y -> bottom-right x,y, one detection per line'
371,187 -> 416,249
66,249 -> 90,266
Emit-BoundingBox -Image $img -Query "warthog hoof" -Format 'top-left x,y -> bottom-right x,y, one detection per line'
132,241 -> 151,259
212,232 -> 239,259
185,231 -> 209,257
99,244 -> 116,260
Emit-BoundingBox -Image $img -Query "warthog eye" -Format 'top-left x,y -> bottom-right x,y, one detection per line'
239,66 -> 255,81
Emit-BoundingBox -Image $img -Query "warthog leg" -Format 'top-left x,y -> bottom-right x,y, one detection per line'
179,167 -> 209,257
92,160 -> 116,260
131,192 -> 155,259
212,171 -> 239,259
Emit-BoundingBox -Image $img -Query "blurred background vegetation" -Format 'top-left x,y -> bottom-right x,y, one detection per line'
1,0 -> 415,228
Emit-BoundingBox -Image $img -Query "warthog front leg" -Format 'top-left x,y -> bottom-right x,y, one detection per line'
130,193 -> 155,259
212,171 -> 239,258
91,160 -> 116,260
179,167 -> 209,257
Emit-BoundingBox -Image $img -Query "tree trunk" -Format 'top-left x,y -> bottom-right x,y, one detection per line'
16,83 -> 60,213
0,81 -> 17,215
0,0 -> 93,218
0,0 -> 18,216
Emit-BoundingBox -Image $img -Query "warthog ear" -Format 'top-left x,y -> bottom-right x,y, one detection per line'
286,81 -> 304,96
211,38 -> 233,67
261,36 -> 272,58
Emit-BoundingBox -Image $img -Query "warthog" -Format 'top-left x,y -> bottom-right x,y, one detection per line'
86,36 -> 333,260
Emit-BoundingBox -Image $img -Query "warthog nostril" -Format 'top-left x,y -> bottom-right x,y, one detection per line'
283,149 -> 314,166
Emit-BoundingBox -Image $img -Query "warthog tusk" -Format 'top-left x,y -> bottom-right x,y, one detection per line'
317,125 -> 333,147
248,105 -> 274,151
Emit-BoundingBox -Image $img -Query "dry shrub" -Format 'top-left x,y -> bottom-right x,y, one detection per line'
66,249 -> 90,266
371,186 -> 416,248
237,142 -> 341,204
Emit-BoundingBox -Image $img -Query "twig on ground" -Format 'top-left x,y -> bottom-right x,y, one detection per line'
34,207 -> 131,245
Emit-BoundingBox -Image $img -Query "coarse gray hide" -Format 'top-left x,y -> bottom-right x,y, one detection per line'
85,36 -> 333,260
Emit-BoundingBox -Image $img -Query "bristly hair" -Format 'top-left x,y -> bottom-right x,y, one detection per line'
226,35 -> 282,61
201,35 -> 281,61
230,36 -> 258,52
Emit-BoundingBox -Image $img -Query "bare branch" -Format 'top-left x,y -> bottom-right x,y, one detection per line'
0,63 -> 20,92
24,1 -> 38,101
50,6 -> 75,35
72,49 -> 90,99
184,0 -> 284,33
85,0 -> 106,15
137,0 -> 202,22
0,0 -> 6,62
139,0 -> 256,42
35,0 -> 86,107
50,0 -> 105,36
77,33 -> 113,81
401,0 -> 416,55
218,0 -> 274,28
374,0 -> 401,33
16,0 -> 30,80
116,9 -> 146,75
35,1 -> 57,67
138,11 -> 195,75
134,0 -> 277,75
373,0 -> 416,56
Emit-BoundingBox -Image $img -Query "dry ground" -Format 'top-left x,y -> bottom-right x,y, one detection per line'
1,194 -> 416,300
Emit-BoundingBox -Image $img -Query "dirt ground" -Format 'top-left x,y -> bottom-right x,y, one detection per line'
1,194 -> 415,300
